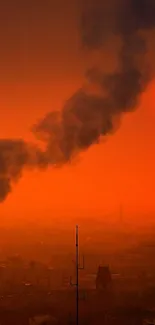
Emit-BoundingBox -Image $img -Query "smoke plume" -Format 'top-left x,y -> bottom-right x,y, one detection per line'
1,0 -> 155,201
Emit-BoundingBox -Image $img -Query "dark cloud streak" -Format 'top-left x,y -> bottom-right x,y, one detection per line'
1,0 -> 155,202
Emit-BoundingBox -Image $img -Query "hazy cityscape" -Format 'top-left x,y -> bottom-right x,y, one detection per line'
0,220 -> 153,324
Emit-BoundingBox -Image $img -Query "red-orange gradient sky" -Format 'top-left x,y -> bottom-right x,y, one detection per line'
0,0 -> 155,226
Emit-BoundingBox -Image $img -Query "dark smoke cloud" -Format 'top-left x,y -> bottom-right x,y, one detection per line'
0,139 -> 47,201
80,0 -> 155,48
1,0 -> 155,201
34,0 -> 155,159
0,140 -> 29,201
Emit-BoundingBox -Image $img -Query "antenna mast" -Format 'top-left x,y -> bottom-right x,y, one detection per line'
70,225 -> 84,325
76,225 -> 79,325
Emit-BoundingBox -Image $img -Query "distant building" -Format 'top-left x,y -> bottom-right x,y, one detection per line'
96,265 -> 112,291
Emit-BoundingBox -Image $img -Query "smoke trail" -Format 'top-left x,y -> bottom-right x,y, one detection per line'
1,0 -> 155,201
0,140 -> 29,201
0,139 -> 48,201
34,0 -> 155,160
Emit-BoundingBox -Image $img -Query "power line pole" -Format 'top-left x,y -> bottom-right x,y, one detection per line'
70,225 -> 84,325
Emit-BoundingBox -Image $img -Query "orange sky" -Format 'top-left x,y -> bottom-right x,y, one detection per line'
0,0 -> 155,226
